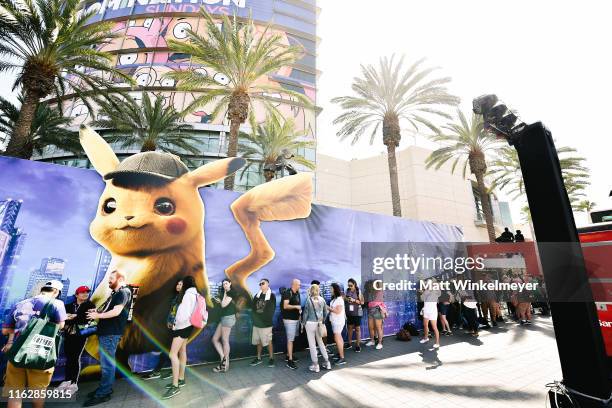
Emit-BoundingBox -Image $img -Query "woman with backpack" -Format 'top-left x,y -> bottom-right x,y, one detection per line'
163,276 -> 198,399
211,279 -> 236,373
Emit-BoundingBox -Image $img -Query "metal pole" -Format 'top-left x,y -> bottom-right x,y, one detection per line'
512,122 -> 610,407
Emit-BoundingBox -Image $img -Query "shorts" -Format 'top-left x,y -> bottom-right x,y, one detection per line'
173,326 -> 194,339
423,303 -> 438,320
220,314 -> 236,328
252,326 -> 273,346
2,362 -> 54,396
438,303 -> 449,316
346,315 -> 362,326
368,307 -> 383,320
331,320 -> 345,334
283,319 -> 299,342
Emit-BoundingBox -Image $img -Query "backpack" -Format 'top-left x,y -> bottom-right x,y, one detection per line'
7,301 -> 61,370
190,292 -> 208,329
396,329 -> 411,341
402,322 -> 419,336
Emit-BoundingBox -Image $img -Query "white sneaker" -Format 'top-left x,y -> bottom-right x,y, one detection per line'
322,361 -> 332,370
375,343 -> 383,350
56,381 -> 71,390
433,343 -> 440,349
66,383 -> 79,394
365,340 -> 375,347
308,364 -> 320,373
419,338 -> 429,344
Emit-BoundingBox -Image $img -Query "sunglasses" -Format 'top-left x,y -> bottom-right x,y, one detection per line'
259,282 -> 266,286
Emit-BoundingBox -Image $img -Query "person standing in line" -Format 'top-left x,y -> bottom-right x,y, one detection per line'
345,278 -> 364,352
420,279 -> 441,348
58,286 -> 95,393
142,278 -> 182,381
162,276 -> 198,399
301,284 -> 331,372
328,283 -> 346,365
459,289 -> 479,337
2,280 -> 67,408
211,279 -> 236,373
364,280 -> 387,350
83,271 -> 132,407
249,279 -> 276,368
437,289 -> 453,336
281,279 -> 302,370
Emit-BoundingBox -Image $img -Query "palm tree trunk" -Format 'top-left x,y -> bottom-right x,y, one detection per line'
224,119 -> 241,190
4,89 -> 40,159
225,91 -> 250,190
382,113 -> 402,217
475,172 -> 496,242
141,139 -> 156,152
386,143 -> 402,217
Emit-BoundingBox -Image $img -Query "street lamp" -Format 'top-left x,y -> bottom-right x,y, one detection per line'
473,95 -> 610,408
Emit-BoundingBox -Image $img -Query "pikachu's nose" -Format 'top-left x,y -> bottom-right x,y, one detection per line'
125,216 -> 135,221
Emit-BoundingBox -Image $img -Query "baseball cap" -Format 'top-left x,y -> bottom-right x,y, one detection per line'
103,151 -> 189,182
75,285 -> 91,294
43,280 -> 63,291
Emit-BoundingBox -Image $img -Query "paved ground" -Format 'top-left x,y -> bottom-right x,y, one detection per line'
53,316 -> 561,408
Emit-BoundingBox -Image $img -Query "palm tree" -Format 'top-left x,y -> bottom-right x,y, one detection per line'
0,0 -> 133,159
576,200 -> 596,221
489,145 -> 590,205
332,55 -> 459,216
0,95 -> 80,155
238,113 -> 315,184
90,92 -> 199,156
166,10 -> 311,190
425,111 -> 502,242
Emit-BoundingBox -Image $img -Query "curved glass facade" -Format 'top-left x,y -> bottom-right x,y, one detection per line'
34,0 -> 318,191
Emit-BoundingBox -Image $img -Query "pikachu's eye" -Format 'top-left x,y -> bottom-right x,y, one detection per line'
154,197 -> 175,216
102,198 -> 117,214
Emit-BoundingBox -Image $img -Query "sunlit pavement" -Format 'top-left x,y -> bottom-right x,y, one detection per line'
54,315 -> 561,408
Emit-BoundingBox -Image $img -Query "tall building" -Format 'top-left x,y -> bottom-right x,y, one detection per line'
315,148 -> 507,242
0,199 -> 26,312
24,257 -> 69,300
33,0 -> 319,192
91,247 -> 113,291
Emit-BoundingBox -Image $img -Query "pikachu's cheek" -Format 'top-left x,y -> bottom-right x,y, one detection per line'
166,218 -> 187,235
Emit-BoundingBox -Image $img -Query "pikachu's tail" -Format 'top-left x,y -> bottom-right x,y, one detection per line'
225,173 -> 313,297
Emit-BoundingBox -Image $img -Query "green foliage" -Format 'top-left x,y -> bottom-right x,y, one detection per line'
91,92 -> 199,156
425,111 -> 501,178
238,112 -> 315,179
0,95 -> 80,155
331,55 -> 459,145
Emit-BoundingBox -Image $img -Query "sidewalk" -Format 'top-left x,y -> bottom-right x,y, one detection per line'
56,316 -> 561,408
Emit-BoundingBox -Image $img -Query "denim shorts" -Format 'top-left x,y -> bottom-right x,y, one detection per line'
368,307 -> 383,320
220,314 -> 236,328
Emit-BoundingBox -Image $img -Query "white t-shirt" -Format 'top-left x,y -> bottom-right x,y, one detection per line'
329,297 -> 346,324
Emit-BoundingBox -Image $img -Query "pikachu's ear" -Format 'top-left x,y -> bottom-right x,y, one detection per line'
79,125 -> 119,177
188,157 -> 246,187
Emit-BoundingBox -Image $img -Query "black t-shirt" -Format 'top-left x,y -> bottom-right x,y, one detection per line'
64,299 -> 95,335
281,289 -> 301,320
252,292 -> 276,328
97,287 -> 132,336
219,290 -> 237,317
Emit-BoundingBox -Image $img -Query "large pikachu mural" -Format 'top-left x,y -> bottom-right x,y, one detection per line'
78,125 -> 313,361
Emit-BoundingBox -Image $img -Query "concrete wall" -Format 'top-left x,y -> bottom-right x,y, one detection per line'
315,146 -> 503,242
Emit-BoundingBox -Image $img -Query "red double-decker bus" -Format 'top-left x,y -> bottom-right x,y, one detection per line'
578,217 -> 612,357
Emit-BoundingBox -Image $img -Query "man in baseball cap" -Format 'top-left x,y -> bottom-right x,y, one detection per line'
2,280 -> 67,406
57,286 -> 95,393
